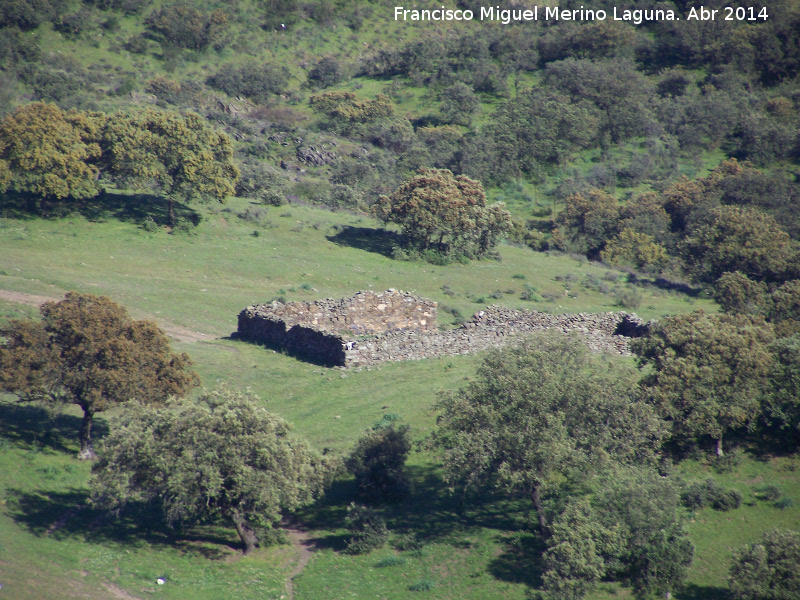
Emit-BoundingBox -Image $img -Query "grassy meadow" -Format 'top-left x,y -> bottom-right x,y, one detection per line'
3,196 -> 797,600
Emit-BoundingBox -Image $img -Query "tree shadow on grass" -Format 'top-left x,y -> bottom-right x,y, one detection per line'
7,487 -> 241,557
326,226 -> 401,258
0,401 -> 108,454
675,583 -> 729,600
0,189 -> 200,228
488,531 -> 546,589
296,464 -> 532,552
78,190 -> 200,227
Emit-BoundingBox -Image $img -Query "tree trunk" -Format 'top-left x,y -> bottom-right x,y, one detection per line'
531,485 -> 550,539
716,435 -> 724,457
77,409 -> 97,460
232,512 -> 259,555
167,199 -> 176,228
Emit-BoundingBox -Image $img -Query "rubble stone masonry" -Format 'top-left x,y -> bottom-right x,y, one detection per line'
237,290 -> 649,367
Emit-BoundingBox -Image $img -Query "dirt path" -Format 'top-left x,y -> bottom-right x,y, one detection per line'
284,528 -> 316,600
0,289 -> 212,344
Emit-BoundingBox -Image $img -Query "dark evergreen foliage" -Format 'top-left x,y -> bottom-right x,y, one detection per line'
345,424 -> 412,503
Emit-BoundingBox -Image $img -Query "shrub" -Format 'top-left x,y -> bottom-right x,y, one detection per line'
307,57 -> 346,89
393,532 -> 424,555
146,4 -> 229,51
237,206 -> 267,223
729,529 -> 800,600
208,63 -> 290,104
681,479 -> 742,511
345,424 -> 411,503
235,160 -> 289,206
713,448 -> 743,473
140,216 -> 159,232
260,0 -> 299,31
753,485 -> 781,502
171,216 -> 194,234
314,184 -> 363,210
520,284 -> 539,301
124,34 -> 151,54
439,305 -> 464,321
409,579 -> 435,592
344,503 -> 388,554
53,8 -> 96,38
712,488 -> 743,511
774,497 -> 794,510
84,0 -> 149,14
614,287 -> 642,310
375,555 -> 406,567
20,57 -> 92,104
0,0 -> 59,31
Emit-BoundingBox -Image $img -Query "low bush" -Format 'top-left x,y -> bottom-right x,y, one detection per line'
375,555 -> 406,568
208,63 -> 290,104
753,485 -> 781,501
345,423 -> 411,503
614,287 -> 642,310
344,503 -> 389,554
409,578 -> 435,592
681,479 -> 742,511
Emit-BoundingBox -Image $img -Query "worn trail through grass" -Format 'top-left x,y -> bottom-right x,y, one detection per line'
0,289 -> 213,343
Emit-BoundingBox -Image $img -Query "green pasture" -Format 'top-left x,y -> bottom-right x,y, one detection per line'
0,194 -> 713,335
0,197 -> 794,600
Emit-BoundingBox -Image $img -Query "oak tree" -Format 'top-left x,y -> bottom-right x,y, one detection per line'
0,292 -> 198,459
632,311 -> 775,456
555,189 -> 620,257
682,206 -> 796,283
431,332 -> 666,538
373,168 -> 513,260
543,467 -> 693,600
0,102 -> 103,211
101,108 -> 239,225
593,467 -> 694,599
90,388 -> 332,555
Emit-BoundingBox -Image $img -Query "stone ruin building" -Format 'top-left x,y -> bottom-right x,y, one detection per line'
237,289 -> 650,368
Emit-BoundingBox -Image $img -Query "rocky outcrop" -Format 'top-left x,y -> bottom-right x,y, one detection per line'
296,145 -> 338,166
237,290 -> 650,367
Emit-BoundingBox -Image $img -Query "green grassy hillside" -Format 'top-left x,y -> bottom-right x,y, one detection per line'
2,197 -> 792,600
2,0 -> 800,597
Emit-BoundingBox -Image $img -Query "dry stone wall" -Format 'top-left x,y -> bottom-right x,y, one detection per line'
237,290 -> 650,367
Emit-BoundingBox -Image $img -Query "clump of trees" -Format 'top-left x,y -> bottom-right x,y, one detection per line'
430,331 -> 697,599
0,102 -> 239,226
729,529 -> 800,600
465,88 -> 598,185
0,292 -> 199,459
90,388 -> 332,554
373,168 -> 513,262
431,331 -> 667,537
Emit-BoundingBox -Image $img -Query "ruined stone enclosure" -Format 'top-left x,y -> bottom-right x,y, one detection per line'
237,290 -> 437,366
237,290 -> 650,367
